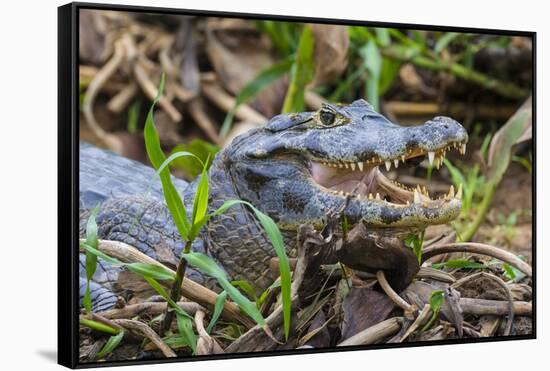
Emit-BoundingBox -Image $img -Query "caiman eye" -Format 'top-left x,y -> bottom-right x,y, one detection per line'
320,111 -> 336,126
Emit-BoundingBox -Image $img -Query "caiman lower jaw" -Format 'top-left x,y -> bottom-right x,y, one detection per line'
308,139 -> 466,224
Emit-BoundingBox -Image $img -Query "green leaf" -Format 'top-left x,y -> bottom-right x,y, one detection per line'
127,263 -> 176,281
282,25 -> 315,113
155,151 -> 204,177
404,232 -> 424,264
142,276 -> 192,319
188,199 -> 246,239
429,290 -> 445,312
246,205 -> 291,340
180,198 -> 291,339
348,26 -> 374,43
84,205 -> 101,313
192,165 -> 210,228
96,331 -> 125,359
374,28 -> 390,46
502,263 -> 517,280
79,318 -> 120,335
432,259 -> 486,270
221,56 -> 295,137
144,73 -> 191,240
182,252 -> 266,327
127,99 -> 141,133
207,290 -> 228,334
442,158 -> 468,211
231,280 -> 258,302
80,242 -> 122,266
360,40 -> 382,111
435,32 -> 459,53
421,290 -> 446,332
378,58 -> 401,96
176,313 -> 197,353
83,285 -> 92,314
257,278 -> 281,309
170,140 -> 220,178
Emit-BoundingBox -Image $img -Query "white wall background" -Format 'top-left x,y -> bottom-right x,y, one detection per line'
0,0 -> 546,369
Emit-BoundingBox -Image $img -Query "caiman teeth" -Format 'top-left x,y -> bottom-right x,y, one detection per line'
448,185 -> 455,199
428,151 -> 435,166
357,162 -> 364,171
414,189 -> 421,204
385,161 -> 391,171
350,163 -> 356,171
460,143 -> 466,155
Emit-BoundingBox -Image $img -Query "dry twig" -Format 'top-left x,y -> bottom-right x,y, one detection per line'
422,242 -> 532,278
113,319 -> 176,357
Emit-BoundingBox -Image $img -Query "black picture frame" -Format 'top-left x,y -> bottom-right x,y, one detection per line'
58,2 -> 536,368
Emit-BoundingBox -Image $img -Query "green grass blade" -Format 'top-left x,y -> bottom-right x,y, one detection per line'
96,331 -> 125,359
257,279 -> 281,309
208,199 -> 291,338
176,313 -> 197,353
360,40 -> 382,111
435,32 -> 459,53
142,276 -> 193,319
155,151 -> 204,176
170,140 -> 220,178
282,26 -> 314,113
221,55 -> 295,137
80,242 -> 122,266
192,165 -> 210,226
442,159 -> 466,190
127,263 -> 176,281
182,252 -> 266,327
84,205 -> 101,313
231,280 -> 258,302
432,259 -> 486,270
207,290 -> 228,334
144,73 -> 191,240
79,318 -> 120,335
246,206 -> 291,340
83,285 -> 92,314
127,99 -> 141,133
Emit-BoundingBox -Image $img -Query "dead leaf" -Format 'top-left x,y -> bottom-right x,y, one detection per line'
340,287 -> 396,341
205,19 -> 287,117
487,96 -> 532,184
311,24 -> 349,86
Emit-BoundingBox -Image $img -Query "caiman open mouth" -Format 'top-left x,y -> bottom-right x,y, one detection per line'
309,141 -> 466,212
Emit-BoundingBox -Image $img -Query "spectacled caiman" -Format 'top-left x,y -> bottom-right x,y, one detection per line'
79,99 -> 468,312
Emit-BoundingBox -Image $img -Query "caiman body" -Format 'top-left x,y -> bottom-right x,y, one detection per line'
79,100 -> 468,311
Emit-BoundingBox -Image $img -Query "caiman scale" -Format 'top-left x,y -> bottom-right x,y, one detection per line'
79,99 -> 468,311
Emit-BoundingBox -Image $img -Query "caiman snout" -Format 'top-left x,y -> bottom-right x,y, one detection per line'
411,116 -> 468,152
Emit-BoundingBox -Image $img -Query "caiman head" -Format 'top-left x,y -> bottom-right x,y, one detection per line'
223,99 -> 468,236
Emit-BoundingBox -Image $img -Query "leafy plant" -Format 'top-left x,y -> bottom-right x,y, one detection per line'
83,205 -> 100,314
96,331 -> 125,359
144,75 -> 292,340
359,40 -> 382,111
404,231 -> 425,264
432,259 -> 486,270
421,290 -> 445,332
170,139 -> 220,179
282,25 -> 315,113
80,74 -> 292,354
220,55 -> 295,137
